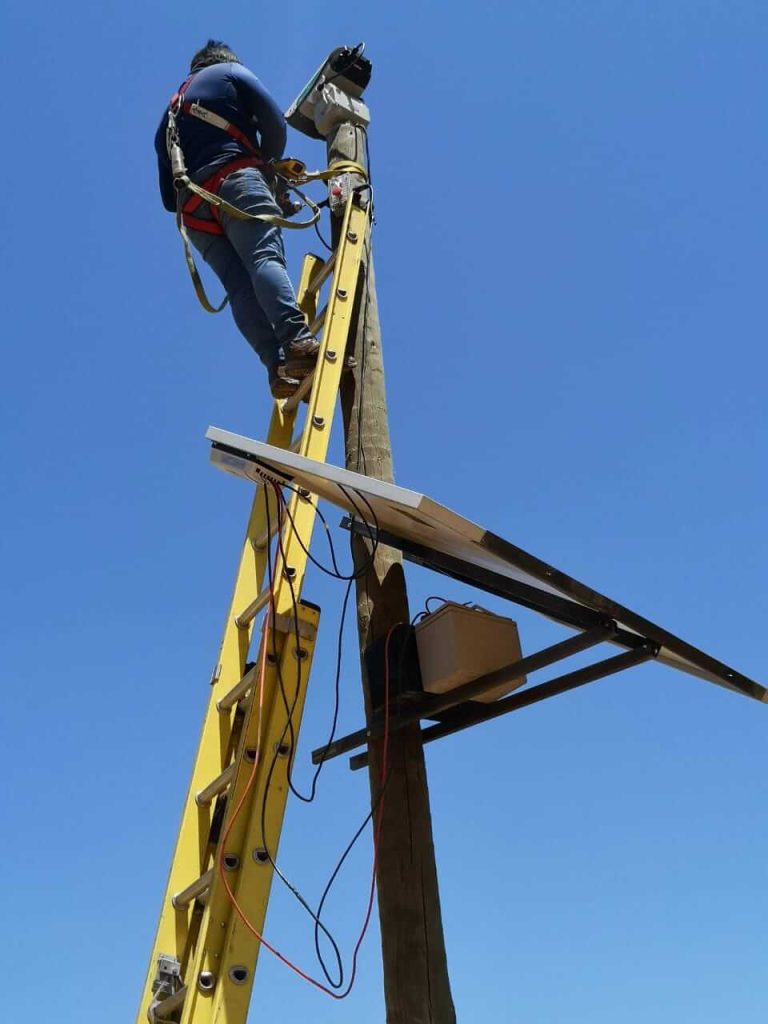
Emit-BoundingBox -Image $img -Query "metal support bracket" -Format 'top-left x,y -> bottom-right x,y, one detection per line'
149,955 -> 183,1023
348,643 -> 658,770
312,621 -> 621,765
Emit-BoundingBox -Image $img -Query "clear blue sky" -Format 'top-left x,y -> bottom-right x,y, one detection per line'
2,2 -> 766,1022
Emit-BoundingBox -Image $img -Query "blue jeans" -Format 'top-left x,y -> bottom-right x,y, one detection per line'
188,168 -> 312,375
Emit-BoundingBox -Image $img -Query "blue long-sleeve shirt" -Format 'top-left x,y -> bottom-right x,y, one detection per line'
154,61 -> 287,212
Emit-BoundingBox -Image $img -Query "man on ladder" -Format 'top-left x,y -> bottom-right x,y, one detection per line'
154,40 -> 319,398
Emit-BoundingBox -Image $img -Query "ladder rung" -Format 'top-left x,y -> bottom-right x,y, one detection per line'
252,516 -> 281,552
308,305 -> 327,336
151,986 -> 187,1022
172,868 -> 213,909
217,663 -> 258,711
282,372 -> 314,413
195,763 -> 236,806
308,253 -> 336,294
235,588 -> 271,629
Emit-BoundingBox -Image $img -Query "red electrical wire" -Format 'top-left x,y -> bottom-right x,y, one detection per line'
216,500 -> 398,999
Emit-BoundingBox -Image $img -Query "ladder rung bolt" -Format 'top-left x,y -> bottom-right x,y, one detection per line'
298,487 -> 311,501
222,853 -> 240,871
252,848 -> 269,864
336,288 -> 348,299
347,230 -> 358,242
229,966 -> 249,985
274,742 -> 291,758
325,349 -> 337,362
293,647 -> 308,660
312,415 -> 325,429
266,652 -> 278,665
197,971 -> 216,993
283,566 -> 297,579
244,748 -> 258,763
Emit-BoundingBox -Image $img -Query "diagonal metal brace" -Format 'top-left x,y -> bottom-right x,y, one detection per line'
312,621 -> 620,765
349,643 -> 658,770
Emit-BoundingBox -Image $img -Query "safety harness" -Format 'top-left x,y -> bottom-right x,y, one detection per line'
165,71 -> 368,312
170,74 -> 266,236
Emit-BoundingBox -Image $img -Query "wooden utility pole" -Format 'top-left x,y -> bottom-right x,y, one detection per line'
326,121 -> 457,1024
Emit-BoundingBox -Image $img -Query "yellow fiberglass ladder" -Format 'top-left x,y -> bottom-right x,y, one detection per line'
136,195 -> 369,1024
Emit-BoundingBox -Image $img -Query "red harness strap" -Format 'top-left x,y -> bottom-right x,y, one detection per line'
181,156 -> 264,235
170,74 -> 196,109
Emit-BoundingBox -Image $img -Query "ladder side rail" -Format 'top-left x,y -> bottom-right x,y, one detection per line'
295,203 -> 369,450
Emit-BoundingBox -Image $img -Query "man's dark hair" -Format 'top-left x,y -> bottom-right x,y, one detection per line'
190,39 -> 239,72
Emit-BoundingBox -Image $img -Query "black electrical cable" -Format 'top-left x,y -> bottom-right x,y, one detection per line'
256,480 -> 380,983
256,477 -> 393,986
267,483 -> 381,802
276,481 -> 379,582
312,624 -> 409,969
339,484 -> 379,541
274,547 -> 352,804
280,482 -> 348,578
267,490 -> 308,796
360,127 -> 375,223
277,480 -> 380,574
362,128 -> 373,194
313,772 -> 387,969
268,486 -> 371,793
260,481 -> 381,986
307,576 -> 354,789
258,485 -> 346,986
259,481 -> 379,807
268,573 -> 357,986
271,483 -> 380,799
314,219 -> 333,253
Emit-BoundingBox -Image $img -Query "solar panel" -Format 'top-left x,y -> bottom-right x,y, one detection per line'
206,426 -> 766,704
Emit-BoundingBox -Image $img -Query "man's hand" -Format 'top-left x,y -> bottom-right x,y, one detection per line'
276,192 -> 302,218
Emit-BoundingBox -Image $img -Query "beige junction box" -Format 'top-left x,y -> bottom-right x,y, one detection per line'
414,602 -> 526,703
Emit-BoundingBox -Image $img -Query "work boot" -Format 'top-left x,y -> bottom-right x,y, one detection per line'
269,368 -> 300,400
282,336 -> 320,378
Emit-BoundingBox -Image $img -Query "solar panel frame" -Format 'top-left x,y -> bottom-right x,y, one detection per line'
206,426 -> 766,704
